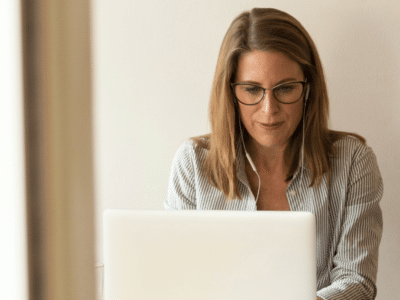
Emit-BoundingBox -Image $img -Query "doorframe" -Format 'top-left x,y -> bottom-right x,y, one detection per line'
21,1 -> 95,299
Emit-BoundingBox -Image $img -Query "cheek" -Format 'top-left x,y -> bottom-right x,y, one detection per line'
238,106 -> 254,127
288,103 -> 304,126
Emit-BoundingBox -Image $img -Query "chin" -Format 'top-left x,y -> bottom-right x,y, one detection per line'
254,135 -> 287,149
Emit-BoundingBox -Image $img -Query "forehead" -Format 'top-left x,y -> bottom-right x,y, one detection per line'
235,50 -> 304,84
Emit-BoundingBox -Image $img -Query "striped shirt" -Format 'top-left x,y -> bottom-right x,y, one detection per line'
164,135 -> 383,300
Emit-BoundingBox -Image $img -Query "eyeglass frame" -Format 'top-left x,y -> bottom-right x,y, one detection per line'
230,79 -> 308,105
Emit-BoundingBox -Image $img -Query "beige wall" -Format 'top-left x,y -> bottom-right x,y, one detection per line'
93,1 -> 400,299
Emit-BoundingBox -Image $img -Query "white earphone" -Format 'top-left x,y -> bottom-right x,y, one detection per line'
246,152 -> 257,172
239,120 -> 260,203
305,84 -> 310,103
299,82 -> 310,183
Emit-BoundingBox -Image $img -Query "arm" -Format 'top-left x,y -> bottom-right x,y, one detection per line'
164,141 -> 197,210
317,146 -> 383,300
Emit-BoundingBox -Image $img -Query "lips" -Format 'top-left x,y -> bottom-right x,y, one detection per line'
259,122 -> 284,127
257,122 -> 284,131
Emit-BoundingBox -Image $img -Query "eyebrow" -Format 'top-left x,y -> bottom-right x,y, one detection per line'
238,77 -> 299,86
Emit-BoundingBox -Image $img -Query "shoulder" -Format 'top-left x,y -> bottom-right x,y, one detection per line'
172,137 -> 210,168
331,135 -> 381,182
175,136 -> 210,156
332,135 -> 375,164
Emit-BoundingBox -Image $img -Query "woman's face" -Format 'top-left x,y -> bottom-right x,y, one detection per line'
234,50 -> 305,152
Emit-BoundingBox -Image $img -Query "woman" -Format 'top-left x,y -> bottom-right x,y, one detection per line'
165,8 -> 383,300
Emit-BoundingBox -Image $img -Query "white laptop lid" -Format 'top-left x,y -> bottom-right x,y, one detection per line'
103,210 -> 316,300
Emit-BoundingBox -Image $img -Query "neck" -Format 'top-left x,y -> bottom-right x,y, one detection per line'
245,139 -> 288,175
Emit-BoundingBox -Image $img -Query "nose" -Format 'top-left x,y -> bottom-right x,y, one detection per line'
261,90 -> 280,113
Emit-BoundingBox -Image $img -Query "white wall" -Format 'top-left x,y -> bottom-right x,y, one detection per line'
0,1 -> 28,299
92,1 -> 400,299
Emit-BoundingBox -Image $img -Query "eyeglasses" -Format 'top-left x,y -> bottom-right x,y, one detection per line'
230,80 -> 308,105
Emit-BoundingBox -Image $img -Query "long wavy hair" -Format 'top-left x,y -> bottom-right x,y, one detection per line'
191,8 -> 365,201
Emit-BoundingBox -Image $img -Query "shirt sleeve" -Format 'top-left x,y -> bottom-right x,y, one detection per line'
164,141 -> 197,210
317,145 -> 384,300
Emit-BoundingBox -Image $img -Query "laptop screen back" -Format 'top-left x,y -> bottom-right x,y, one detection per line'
103,210 -> 316,300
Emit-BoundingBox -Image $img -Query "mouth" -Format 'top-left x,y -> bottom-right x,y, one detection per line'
258,122 -> 284,130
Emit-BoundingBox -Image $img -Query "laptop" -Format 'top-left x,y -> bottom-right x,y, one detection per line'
103,210 -> 316,300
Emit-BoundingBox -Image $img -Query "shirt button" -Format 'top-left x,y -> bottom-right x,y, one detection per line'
290,190 -> 296,196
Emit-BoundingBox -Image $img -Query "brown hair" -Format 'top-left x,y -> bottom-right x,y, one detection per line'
191,8 -> 365,201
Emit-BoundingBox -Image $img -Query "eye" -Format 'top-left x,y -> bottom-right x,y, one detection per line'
244,85 -> 262,95
276,84 -> 296,93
